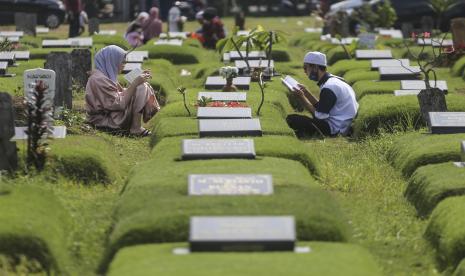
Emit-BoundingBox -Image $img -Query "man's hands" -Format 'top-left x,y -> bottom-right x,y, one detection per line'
293,84 -> 310,98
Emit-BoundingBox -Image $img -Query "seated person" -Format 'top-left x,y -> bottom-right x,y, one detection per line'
286,51 -> 358,137
200,7 -> 225,49
85,45 -> 160,136
142,7 -> 163,44
125,12 -> 149,47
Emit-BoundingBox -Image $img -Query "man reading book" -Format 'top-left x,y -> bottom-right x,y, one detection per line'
286,51 -> 358,137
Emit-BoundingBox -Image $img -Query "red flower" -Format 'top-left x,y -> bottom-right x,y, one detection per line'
423,32 -> 431,38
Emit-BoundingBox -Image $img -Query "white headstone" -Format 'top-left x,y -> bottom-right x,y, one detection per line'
23,68 -> 56,106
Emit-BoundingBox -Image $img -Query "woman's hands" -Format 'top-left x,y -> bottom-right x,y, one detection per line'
133,70 -> 152,87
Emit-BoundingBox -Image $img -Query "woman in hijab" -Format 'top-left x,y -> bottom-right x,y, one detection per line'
85,45 -> 160,136
142,7 -> 163,43
125,12 -> 149,47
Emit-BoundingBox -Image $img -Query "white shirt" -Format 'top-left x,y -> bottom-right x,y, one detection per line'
168,6 -> 181,32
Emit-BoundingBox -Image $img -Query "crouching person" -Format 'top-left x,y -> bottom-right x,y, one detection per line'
85,45 -> 160,137
287,51 -> 358,138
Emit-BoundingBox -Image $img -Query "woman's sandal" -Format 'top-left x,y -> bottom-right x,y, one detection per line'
130,128 -> 152,137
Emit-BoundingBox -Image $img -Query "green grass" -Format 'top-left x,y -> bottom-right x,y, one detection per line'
352,80 -> 400,100
406,162 -> 465,217
326,47 -> 349,65
344,69 -> 379,85
453,258 -> 465,276
107,242 -> 382,276
0,183 -> 73,275
425,196 -> 465,271
387,132 -> 465,177
452,56 -> 465,77
329,60 -> 370,76
138,43 -> 208,64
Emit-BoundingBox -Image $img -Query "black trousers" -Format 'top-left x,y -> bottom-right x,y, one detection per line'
286,114 -> 332,138
69,12 -> 80,38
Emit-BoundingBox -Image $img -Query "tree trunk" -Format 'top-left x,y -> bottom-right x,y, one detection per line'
417,87 -> 447,127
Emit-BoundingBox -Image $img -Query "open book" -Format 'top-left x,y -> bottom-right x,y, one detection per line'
281,75 -> 300,91
124,67 -> 143,83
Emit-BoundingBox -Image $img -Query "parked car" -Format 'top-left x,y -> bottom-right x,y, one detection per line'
0,0 -> 66,29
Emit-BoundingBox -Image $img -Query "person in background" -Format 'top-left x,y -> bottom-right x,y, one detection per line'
85,45 -> 160,137
286,51 -> 358,137
84,0 -> 100,35
200,7 -> 225,49
125,12 -> 149,47
79,10 -> 88,36
142,7 -> 163,43
65,0 -> 82,37
168,1 -> 183,32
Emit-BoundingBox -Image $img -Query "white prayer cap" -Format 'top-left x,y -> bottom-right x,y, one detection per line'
196,11 -> 204,20
303,51 -> 327,67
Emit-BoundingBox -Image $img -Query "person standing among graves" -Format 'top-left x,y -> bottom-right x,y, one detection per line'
125,12 -> 149,47
65,0 -> 83,38
200,7 -> 225,49
142,7 -> 163,43
286,51 -> 359,137
85,45 -> 160,136
168,1 -> 183,32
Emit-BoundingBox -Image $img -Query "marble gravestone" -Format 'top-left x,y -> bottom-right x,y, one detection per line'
429,112 -> 465,134
189,216 -> 296,252
393,90 -> 421,96
400,80 -> 448,92
0,93 -> 18,172
71,49 -> 92,89
198,118 -> 262,137
0,52 -> 16,66
68,37 -> 93,48
197,107 -> 252,119
0,31 -> 24,37
188,174 -> 273,196
205,77 -> 251,90
129,51 -> 149,60
370,59 -> 410,70
417,38 -> 454,47
15,13 -> 36,36
44,53 -> 72,109
181,139 -> 256,160
11,51 -> 30,61
42,39 -> 71,48
355,50 -> 392,60
23,68 -> 56,106
0,36 -> 20,43
378,66 -> 421,81
304,28 -> 322,33
36,27 -> 49,34
197,92 -> 246,102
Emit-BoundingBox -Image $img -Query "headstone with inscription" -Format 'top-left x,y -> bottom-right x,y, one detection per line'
379,66 -> 421,80
205,77 -> 251,90
429,112 -> 465,134
189,216 -> 296,252
44,52 -> 72,109
197,92 -> 246,102
182,139 -> 256,160
371,59 -> 410,70
23,68 -> 56,108
0,93 -> 17,172
71,49 -> 92,89
0,31 -> 24,38
197,107 -> 252,119
188,174 -> 273,196
68,37 -> 93,48
355,50 -> 392,60
401,80 -> 448,92
15,13 -> 36,36
199,118 -> 262,137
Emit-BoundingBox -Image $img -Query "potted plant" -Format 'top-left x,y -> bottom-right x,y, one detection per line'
219,66 -> 239,92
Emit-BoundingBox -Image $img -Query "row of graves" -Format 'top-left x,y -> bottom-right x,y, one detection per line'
307,21 -> 465,273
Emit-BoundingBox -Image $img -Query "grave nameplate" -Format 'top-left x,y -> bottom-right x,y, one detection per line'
378,29 -> 403,39
235,60 -> 274,70
0,36 -> 20,43
189,216 -> 296,252
197,107 -> 252,119
44,53 -> 72,108
393,90 -> 421,96
197,92 -> 246,102
97,30 -> 117,35
401,80 -> 448,92
11,51 -> 30,61
12,126 -> 67,140
205,76 -> 251,90
42,39 -> 71,48
122,63 -> 142,74
198,118 -> 262,137
355,50 -> 392,60
429,112 -> 465,134
0,92 -> 17,172
23,68 -> 56,106
417,38 -> 454,47
371,59 -> 410,70
227,51 -> 267,61
236,30 -> 251,36
379,66 -> 421,81
182,138 -> 256,160
188,174 -> 273,196
304,28 -> 322,33
155,39 -> 183,46
0,31 -> 24,37
0,52 -> 16,66
36,27 -> 49,34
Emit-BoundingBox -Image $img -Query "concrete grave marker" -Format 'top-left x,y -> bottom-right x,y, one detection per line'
198,118 -> 262,137
0,31 -> 24,37
197,107 -> 252,119
23,68 -> 56,107
0,93 -> 18,172
401,80 -> 448,92
68,37 -> 93,47
394,90 -> 421,96
429,112 -> 465,134
97,30 -> 117,35
355,50 -> 392,60
44,53 -> 73,108
379,66 -> 421,80
235,60 -> 274,72
125,54 -> 144,63
205,76 -> 251,90
226,51 -> 267,61
330,37 -> 357,45
189,216 -> 296,252
188,174 -> 273,196
304,28 -> 322,33
11,51 -> 30,61
371,59 -> 410,70
129,51 -> 148,59
378,29 -> 403,39
198,92 -> 246,102
36,27 -> 49,34
0,36 -> 20,43
0,52 -> 16,66
12,126 -> 67,140
155,39 -> 183,46
42,39 -> 71,48
15,13 -> 36,36
182,139 -> 256,160
71,49 -> 92,89
417,38 -> 454,47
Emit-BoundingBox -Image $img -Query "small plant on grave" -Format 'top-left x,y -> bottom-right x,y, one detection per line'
250,27 -> 287,75
177,86 -> 191,116
25,80 -> 53,172
219,66 -> 239,92
216,29 -> 251,71
0,38 -> 13,52
55,108 -> 87,134
256,72 -> 267,116
197,96 -> 213,107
